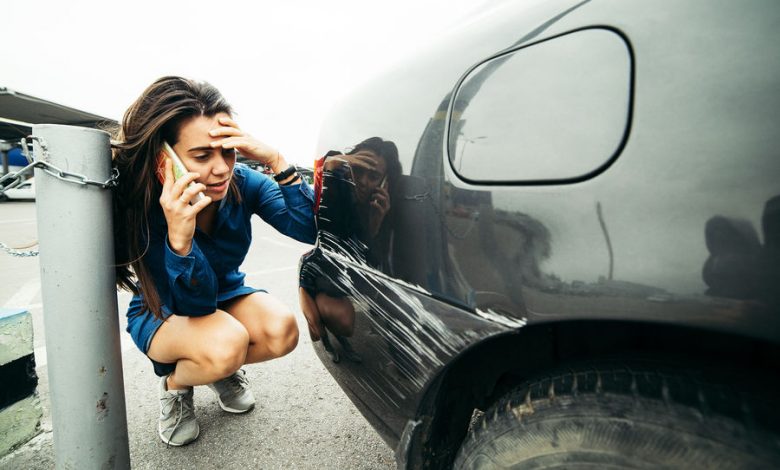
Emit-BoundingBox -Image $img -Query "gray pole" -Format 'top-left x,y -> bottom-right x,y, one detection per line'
33,124 -> 130,469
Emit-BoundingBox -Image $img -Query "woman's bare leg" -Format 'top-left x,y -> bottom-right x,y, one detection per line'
147,310 -> 249,389
221,292 -> 299,364
316,293 -> 356,337
298,287 -> 323,341
147,292 -> 298,390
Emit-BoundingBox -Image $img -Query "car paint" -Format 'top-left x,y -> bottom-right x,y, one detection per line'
299,0 -> 780,466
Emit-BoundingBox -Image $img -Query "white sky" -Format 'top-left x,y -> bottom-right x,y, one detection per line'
2,0 -> 491,165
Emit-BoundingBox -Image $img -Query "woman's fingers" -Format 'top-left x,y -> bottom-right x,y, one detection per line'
371,189 -> 390,214
346,154 -> 383,173
170,172 -> 201,197
208,125 -> 242,138
207,116 -> 242,138
180,182 -> 207,204
212,136 -> 278,165
371,199 -> 389,214
157,166 -> 210,255
218,116 -> 240,129
211,136 -> 243,149
324,157 -> 347,172
160,171 -> 203,210
189,193 -> 213,213
207,117 -> 279,165
210,135 -> 259,153
373,187 -> 389,203
161,157 -> 174,194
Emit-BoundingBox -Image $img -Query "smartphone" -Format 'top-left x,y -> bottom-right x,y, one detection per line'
156,141 -> 205,203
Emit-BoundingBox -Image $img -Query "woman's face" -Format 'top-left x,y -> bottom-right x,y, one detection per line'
172,112 -> 236,201
349,149 -> 387,204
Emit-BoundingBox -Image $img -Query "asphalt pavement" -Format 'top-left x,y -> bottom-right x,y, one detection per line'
0,200 -> 395,469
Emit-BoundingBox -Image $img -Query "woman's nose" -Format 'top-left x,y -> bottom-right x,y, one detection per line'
213,156 -> 230,175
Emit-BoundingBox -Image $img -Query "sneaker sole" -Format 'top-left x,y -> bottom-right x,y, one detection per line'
158,423 -> 200,446
215,396 -> 255,414
207,384 -> 255,414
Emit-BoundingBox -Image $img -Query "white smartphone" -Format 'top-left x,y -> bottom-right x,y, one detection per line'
159,141 -> 204,203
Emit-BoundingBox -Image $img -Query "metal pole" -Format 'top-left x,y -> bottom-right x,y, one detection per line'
33,124 -> 130,469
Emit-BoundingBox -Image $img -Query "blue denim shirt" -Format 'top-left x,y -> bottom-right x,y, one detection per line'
126,163 -> 316,352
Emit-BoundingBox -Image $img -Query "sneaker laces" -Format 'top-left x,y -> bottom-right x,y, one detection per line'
160,392 -> 194,448
223,369 -> 250,395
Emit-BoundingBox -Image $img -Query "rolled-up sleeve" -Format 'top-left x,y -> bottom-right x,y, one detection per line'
250,171 -> 317,245
163,237 -> 218,316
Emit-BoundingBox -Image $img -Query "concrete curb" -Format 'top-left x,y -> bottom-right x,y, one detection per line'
0,308 -> 41,457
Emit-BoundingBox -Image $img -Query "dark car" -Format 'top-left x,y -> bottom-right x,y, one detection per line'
298,1 -> 780,468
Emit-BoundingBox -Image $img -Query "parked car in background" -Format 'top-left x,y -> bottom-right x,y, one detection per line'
298,1 -> 780,468
1,177 -> 35,201
236,153 -> 263,171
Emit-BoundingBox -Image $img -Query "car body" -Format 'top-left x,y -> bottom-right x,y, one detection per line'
298,1 -> 780,467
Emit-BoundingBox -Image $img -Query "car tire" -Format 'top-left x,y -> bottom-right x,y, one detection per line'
453,363 -> 780,469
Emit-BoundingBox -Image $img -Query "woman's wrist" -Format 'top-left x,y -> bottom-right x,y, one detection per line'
168,235 -> 192,256
268,151 -> 301,185
279,173 -> 301,186
274,164 -> 299,185
269,151 -> 288,174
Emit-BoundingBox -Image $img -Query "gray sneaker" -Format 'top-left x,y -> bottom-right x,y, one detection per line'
208,369 -> 255,413
158,375 -> 199,446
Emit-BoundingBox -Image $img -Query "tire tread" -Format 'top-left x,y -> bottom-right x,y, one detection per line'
455,361 -> 780,469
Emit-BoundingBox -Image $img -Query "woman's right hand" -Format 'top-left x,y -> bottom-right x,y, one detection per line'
159,157 -> 212,255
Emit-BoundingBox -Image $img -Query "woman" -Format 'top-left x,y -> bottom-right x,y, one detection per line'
112,76 -> 315,446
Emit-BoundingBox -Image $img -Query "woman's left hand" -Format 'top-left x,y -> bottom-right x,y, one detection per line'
368,186 -> 390,237
209,116 -> 284,171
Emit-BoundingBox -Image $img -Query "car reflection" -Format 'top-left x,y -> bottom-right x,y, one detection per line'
703,195 -> 780,304
299,137 -> 402,363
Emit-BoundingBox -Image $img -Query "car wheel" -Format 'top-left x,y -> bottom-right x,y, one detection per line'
454,363 -> 780,469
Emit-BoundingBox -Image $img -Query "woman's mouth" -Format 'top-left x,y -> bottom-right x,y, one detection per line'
206,180 -> 229,193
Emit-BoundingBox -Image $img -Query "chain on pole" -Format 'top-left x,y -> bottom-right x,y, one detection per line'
0,136 -> 119,257
0,241 -> 39,257
1,137 -> 119,190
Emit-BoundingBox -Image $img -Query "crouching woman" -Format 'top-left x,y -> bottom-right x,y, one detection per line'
112,76 -> 315,446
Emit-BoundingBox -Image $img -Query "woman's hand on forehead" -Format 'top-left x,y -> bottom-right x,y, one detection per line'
208,116 -> 281,167
344,153 -> 383,172
208,116 -> 243,138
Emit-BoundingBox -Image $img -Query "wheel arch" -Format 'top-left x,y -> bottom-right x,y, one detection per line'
404,319 -> 780,469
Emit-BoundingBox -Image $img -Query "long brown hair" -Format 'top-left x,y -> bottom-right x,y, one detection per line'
112,76 -> 237,319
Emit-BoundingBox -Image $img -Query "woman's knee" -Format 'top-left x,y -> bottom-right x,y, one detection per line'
201,324 -> 249,376
318,296 -> 355,337
265,312 -> 299,358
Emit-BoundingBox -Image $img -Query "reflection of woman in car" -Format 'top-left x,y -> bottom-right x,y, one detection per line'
335,137 -> 401,268
298,137 -> 401,361
112,76 -> 316,446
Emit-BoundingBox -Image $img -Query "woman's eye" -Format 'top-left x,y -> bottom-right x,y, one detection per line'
223,148 -> 236,158
194,154 -> 209,161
